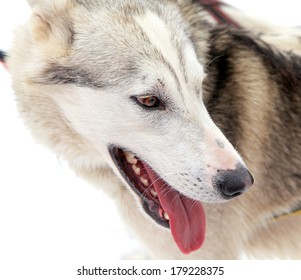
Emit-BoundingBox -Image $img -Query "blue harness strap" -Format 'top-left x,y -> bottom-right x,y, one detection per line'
0,50 -> 7,68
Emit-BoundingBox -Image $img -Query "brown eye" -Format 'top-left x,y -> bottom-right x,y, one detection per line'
132,95 -> 165,110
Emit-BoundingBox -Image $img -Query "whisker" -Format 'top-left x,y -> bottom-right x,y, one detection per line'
208,27 -> 229,46
204,54 -> 224,71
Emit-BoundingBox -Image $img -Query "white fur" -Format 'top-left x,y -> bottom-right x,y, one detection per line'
10,0 -> 301,259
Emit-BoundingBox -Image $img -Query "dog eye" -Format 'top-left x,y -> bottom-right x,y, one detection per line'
133,95 -> 165,110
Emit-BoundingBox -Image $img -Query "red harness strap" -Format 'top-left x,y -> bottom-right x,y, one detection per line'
198,0 -> 241,28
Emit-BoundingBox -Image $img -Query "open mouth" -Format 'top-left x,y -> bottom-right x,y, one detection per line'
110,146 -> 170,228
109,146 -> 206,254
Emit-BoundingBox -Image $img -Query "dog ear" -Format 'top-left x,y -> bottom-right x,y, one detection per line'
28,0 -> 75,56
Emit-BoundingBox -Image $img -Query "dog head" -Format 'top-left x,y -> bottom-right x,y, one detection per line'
11,0 -> 253,254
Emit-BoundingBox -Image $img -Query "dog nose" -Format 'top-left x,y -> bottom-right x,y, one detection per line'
214,164 -> 254,199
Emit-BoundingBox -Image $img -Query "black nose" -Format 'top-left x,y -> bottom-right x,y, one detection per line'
214,164 -> 254,199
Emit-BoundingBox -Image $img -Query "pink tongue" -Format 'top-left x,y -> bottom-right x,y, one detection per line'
147,168 -> 206,254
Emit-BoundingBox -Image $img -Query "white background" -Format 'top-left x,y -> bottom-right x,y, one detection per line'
0,1 -> 301,279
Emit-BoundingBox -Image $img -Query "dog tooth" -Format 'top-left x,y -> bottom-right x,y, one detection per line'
163,211 -> 170,220
125,151 -> 138,164
132,164 -> 141,175
140,177 -> 149,187
150,188 -> 158,197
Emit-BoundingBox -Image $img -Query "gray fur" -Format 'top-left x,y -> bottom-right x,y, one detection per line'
8,0 -> 301,259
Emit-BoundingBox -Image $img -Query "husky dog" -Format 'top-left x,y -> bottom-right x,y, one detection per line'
8,0 -> 301,259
